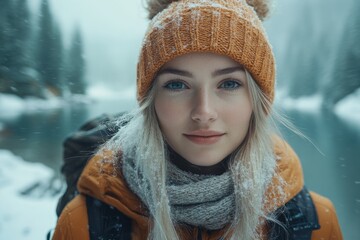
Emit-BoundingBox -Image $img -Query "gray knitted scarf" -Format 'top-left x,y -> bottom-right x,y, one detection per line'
122,156 -> 235,230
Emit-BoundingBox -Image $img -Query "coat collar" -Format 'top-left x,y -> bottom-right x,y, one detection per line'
77,135 -> 304,230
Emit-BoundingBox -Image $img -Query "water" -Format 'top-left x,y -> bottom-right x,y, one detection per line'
0,100 -> 359,239
0,99 -> 137,171
280,109 -> 360,239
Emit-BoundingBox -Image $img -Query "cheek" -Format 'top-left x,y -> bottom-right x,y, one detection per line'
155,96 -> 183,130
225,98 -> 253,131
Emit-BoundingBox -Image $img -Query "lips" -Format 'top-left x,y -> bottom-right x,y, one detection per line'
183,130 -> 225,145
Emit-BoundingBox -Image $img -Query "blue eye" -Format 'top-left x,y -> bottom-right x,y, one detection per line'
163,81 -> 188,91
219,80 -> 241,90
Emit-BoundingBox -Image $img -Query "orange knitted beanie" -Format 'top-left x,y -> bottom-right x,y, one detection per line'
137,0 -> 275,102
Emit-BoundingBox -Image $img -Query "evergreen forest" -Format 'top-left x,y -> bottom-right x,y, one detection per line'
0,0 -> 86,99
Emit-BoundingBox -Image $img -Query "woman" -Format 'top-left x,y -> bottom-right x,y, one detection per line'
53,0 -> 343,239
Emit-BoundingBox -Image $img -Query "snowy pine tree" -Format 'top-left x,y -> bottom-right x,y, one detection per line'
0,0 -> 17,71
35,0 -> 64,96
66,28 -> 86,95
0,0 -> 39,97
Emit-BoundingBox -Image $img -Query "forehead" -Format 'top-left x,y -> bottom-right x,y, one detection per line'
161,52 -> 242,70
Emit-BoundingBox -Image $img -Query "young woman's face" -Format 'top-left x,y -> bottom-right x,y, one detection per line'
154,52 -> 253,166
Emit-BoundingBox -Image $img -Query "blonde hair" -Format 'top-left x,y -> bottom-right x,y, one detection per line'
105,69 -> 285,240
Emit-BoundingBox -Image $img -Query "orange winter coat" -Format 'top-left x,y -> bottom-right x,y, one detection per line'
52,138 -> 343,240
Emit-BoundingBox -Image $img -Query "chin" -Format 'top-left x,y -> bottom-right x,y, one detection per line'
187,156 -> 223,166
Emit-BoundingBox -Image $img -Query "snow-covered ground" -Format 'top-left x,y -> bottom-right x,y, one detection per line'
0,150 -> 62,240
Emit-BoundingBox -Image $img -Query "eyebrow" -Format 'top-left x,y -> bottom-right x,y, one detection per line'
157,68 -> 193,78
212,66 -> 245,77
157,66 -> 245,78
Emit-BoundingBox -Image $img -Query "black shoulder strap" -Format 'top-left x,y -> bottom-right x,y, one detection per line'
268,187 -> 321,240
86,195 -> 132,240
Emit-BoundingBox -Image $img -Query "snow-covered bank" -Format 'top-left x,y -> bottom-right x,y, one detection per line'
334,88 -> 360,128
87,84 -> 136,101
275,88 -> 360,128
0,89 -> 136,121
0,93 -> 93,120
0,93 -> 64,110
277,94 -> 323,114
0,149 -> 62,239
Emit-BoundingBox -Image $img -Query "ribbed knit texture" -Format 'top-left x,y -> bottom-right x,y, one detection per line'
137,0 -> 275,102
122,156 -> 235,230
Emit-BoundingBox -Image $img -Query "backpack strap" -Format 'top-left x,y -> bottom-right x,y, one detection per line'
268,187 -> 321,240
86,195 -> 132,240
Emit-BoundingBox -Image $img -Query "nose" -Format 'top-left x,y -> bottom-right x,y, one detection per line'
190,89 -> 218,123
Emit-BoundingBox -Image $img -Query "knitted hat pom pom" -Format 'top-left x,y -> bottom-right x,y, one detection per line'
146,0 -> 272,20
